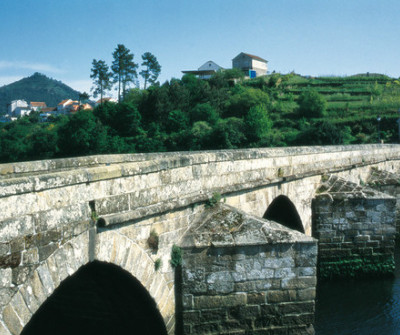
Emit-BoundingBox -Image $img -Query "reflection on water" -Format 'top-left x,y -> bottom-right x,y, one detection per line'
315,244 -> 400,335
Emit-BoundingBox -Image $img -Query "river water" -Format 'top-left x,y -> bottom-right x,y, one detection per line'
315,244 -> 400,335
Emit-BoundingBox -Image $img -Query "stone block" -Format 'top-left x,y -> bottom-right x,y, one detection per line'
193,322 -> 220,334
0,320 -> 12,335
193,293 -> 246,309
0,288 -> 17,309
281,277 -> 317,290
282,313 -> 314,327
10,238 -> 25,253
183,310 -> 200,323
206,271 -> 234,294
12,266 -> 35,286
38,243 -> 59,262
2,305 -> 23,335
0,243 -> 10,256
231,305 -> 260,320
22,248 -> 39,265
278,301 -> 315,315
297,288 -> 316,301
200,309 -> 227,322
10,291 -> 31,325
0,269 -> 12,288
182,294 -> 193,310
0,253 -> 21,269
247,292 -> 266,305
267,290 -> 296,303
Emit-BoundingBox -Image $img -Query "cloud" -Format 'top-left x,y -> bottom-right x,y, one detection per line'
0,61 -> 64,74
63,79 -> 92,94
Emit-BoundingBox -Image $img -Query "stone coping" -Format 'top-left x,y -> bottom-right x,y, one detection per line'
181,204 -> 315,248
368,167 -> 400,186
1,144 -> 399,178
1,144 -> 400,199
317,174 -> 395,199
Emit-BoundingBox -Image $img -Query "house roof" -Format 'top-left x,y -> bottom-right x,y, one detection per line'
233,52 -> 268,63
30,102 -> 47,107
58,99 -> 71,105
82,103 -> 93,110
41,107 -> 57,112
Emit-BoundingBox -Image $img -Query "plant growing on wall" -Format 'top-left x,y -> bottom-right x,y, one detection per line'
147,229 -> 159,251
205,192 -> 222,208
154,258 -> 162,271
170,244 -> 182,268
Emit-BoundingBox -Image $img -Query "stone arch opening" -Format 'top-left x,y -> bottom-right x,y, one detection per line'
263,195 -> 305,233
21,260 -> 167,335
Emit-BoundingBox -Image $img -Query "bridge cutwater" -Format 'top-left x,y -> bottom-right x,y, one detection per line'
1,144 -> 400,334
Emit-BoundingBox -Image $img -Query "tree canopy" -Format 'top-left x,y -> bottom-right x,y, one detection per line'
140,52 -> 161,89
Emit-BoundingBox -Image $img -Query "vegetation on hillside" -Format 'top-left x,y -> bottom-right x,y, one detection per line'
0,73 -> 80,114
0,71 -> 399,163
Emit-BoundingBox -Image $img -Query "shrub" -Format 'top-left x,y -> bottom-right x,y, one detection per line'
147,230 -> 159,250
170,244 -> 182,268
297,89 -> 327,118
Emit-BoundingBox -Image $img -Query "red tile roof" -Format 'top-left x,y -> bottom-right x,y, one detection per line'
30,102 -> 47,107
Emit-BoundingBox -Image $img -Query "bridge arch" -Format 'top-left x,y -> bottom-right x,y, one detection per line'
21,260 -> 167,334
263,195 -> 305,233
1,231 -> 174,334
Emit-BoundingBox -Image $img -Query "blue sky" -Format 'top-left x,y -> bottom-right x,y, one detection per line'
1,0 -> 400,95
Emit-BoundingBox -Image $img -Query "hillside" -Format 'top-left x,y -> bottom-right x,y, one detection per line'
0,73 -> 80,114
1,71 -> 400,163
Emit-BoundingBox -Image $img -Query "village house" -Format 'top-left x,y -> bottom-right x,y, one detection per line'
8,99 -> 30,117
232,52 -> 268,78
182,60 -> 224,79
182,52 -> 268,79
29,101 -> 47,111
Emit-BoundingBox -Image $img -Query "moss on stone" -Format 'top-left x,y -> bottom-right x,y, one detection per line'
318,254 -> 395,281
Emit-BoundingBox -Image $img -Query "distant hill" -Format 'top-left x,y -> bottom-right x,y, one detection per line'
0,73 -> 81,114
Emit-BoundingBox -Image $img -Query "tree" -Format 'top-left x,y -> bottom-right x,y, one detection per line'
244,104 -> 273,143
140,52 -> 161,89
297,89 -> 326,118
78,92 -> 90,107
58,110 -> 108,156
111,44 -> 138,102
90,59 -> 112,104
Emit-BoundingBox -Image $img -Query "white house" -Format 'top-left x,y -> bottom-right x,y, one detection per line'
182,61 -> 224,79
57,99 -> 80,114
29,101 -> 47,111
232,52 -> 268,77
8,99 -> 31,117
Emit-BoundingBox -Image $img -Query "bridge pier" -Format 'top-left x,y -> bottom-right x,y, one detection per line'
313,174 -> 397,280
180,204 -> 317,335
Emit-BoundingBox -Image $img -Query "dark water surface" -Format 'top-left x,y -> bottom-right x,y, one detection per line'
315,245 -> 400,335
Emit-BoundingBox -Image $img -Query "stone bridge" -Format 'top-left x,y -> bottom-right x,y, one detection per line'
1,144 -> 400,334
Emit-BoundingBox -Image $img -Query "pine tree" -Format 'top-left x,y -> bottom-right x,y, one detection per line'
140,52 -> 161,89
90,59 -> 112,105
111,44 -> 138,102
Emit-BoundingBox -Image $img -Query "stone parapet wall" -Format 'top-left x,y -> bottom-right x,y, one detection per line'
313,175 -> 397,280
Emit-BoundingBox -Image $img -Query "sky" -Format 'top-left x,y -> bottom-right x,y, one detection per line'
1,0 -> 400,96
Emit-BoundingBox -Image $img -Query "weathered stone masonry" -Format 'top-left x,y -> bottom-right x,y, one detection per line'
313,175 -> 397,280
181,205 -> 317,335
1,144 -> 400,334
